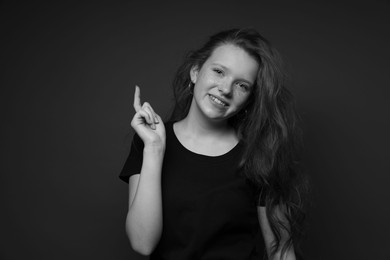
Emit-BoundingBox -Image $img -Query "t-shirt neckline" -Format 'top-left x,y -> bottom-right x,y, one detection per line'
169,121 -> 242,163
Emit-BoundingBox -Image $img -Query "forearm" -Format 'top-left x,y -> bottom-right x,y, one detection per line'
272,247 -> 296,260
126,146 -> 164,255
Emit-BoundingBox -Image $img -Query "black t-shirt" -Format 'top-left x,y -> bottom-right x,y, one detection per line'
119,122 -> 266,260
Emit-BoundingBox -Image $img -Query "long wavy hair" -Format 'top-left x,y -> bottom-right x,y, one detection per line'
169,28 -> 308,258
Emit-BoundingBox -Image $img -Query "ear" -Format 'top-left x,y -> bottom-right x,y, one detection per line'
190,65 -> 199,84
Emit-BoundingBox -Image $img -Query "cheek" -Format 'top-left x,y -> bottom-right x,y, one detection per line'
204,76 -> 219,86
235,91 -> 251,106
200,70 -> 220,85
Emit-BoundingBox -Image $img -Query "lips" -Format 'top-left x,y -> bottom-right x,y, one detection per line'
208,94 -> 229,107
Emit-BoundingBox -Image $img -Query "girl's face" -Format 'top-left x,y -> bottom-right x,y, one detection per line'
190,44 -> 259,123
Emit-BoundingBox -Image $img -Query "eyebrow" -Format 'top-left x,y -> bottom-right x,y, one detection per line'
211,63 -> 254,86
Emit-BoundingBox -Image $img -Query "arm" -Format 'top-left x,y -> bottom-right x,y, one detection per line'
125,86 -> 166,255
126,146 -> 164,255
257,206 -> 296,260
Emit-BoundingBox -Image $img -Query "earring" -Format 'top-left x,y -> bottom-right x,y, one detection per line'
188,82 -> 194,95
240,108 -> 248,119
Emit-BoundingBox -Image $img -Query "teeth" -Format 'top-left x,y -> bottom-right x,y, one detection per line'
210,95 -> 227,106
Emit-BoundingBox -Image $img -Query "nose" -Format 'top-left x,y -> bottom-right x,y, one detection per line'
217,80 -> 233,96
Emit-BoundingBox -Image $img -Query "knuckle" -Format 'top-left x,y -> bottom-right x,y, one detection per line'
141,109 -> 149,116
130,119 -> 136,127
138,111 -> 147,119
141,108 -> 148,114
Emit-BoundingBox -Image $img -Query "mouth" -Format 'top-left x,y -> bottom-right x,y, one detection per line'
208,94 -> 229,107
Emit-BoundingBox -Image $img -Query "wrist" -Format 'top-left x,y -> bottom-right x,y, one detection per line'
143,143 -> 165,155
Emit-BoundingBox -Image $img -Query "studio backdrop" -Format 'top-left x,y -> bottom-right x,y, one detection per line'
1,1 -> 389,260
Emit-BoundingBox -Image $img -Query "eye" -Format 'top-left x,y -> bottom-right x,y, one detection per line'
213,68 -> 224,76
236,82 -> 250,91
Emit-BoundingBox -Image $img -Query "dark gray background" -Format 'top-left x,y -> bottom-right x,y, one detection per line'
1,1 -> 389,259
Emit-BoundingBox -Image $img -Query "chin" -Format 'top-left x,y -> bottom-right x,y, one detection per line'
206,113 -> 235,123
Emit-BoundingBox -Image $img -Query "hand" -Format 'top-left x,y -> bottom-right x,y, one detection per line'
131,85 -> 166,149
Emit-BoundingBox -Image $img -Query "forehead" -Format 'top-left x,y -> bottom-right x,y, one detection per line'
205,44 -> 259,81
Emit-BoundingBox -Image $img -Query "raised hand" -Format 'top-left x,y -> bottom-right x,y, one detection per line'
131,85 -> 166,149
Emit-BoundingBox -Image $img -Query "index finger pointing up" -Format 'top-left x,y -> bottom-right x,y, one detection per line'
133,85 -> 142,112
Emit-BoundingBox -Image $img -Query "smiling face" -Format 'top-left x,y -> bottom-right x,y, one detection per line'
189,43 -> 259,123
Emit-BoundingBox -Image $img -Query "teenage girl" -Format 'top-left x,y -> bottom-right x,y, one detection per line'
120,28 -> 306,260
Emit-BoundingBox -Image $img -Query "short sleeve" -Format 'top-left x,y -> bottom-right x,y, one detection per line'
119,133 -> 144,183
